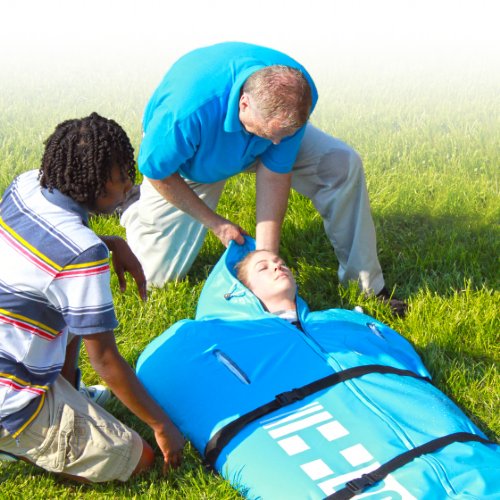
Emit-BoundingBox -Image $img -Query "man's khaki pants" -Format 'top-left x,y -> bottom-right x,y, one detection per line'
121,124 -> 385,294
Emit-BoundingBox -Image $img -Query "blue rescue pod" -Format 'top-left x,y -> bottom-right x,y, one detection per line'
137,238 -> 499,499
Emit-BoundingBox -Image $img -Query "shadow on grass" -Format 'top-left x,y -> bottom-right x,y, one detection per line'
419,342 -> 499,441
275,211 -> 498,299
189,241 -> 226,282
183,210 -> 497,313
375,212 -> 498,295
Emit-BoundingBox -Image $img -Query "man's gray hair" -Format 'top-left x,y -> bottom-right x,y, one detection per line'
242,66 -> 312,128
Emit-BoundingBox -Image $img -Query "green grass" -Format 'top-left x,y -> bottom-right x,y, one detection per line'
0,64 -> 498,498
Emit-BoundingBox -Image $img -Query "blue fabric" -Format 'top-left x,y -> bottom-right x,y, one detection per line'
137,238 -> 500,499
138,42 -> 318,183
41,185 -> 89,226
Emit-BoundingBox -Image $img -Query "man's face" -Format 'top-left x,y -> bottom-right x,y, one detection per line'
239,93 -> 298,145
91,165 -> 133,215
244,250 -> 297,303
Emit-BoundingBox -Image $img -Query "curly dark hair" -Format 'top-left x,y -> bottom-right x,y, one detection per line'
39,112 -> 136,206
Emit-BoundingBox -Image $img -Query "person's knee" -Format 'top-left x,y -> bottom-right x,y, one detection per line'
317,147 -> 363,189
131,439 -> 155,476
347,148 -> 363,175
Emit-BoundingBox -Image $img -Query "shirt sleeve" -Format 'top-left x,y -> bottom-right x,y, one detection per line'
47,243 -> 118,335
138,107 -> 201,180
260,126 -> 307,173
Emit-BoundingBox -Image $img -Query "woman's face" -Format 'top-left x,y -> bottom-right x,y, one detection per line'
243,250 -> 296,303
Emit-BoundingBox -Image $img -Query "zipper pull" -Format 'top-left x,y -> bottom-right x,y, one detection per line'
367,322 -> 385,339
213,349 -> 251,384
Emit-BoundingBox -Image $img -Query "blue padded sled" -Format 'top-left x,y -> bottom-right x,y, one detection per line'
137,238 -> 499,499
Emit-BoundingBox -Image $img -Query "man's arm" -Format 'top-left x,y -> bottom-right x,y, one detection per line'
255,162 -> 292,253
83,331 -> 185,469
147,173 -> 246,247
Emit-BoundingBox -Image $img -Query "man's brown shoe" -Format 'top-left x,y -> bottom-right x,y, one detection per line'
376,287 -> 408,317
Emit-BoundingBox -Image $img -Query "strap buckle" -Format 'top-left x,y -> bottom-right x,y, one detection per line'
275,388 -> 304,406
345,473 -> 377,494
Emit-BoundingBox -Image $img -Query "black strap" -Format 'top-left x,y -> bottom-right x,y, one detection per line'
326,432 -> 494,500
204,364 -> 430,466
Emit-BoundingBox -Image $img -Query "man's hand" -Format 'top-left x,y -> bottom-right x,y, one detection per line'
210,218 -> 247,247
99,235 -> 147,301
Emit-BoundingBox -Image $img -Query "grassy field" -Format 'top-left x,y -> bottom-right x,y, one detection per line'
0,62 -> 498,498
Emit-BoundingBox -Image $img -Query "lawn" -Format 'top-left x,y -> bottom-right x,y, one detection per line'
0,60 -> 498,498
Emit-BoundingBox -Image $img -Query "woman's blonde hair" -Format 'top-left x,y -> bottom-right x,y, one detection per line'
234,250 -> 268,288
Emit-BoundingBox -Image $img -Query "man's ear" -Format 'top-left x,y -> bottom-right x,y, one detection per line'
239,92 -> 250,111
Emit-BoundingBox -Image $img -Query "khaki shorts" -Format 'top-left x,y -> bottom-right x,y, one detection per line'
0,375 -> 143,482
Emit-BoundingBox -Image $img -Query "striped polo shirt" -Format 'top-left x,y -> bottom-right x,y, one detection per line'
0,170 -> 118,437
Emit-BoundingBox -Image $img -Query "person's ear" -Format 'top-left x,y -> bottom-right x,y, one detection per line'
239,92 -> 250,112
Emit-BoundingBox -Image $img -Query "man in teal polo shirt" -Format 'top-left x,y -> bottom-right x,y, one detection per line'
121,42 -> 406,315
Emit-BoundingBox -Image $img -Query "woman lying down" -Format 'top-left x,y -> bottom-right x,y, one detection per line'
136,237 -> 499,500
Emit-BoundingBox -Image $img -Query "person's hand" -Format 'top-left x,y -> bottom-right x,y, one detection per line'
153,422 -> 186,472
100,235 -> 147,301
211,218 -> 248,247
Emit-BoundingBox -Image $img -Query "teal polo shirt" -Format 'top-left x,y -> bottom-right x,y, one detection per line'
139,42 -> 318,183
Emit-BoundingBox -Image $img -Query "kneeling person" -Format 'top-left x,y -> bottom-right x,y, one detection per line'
0,113 -> 184,482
